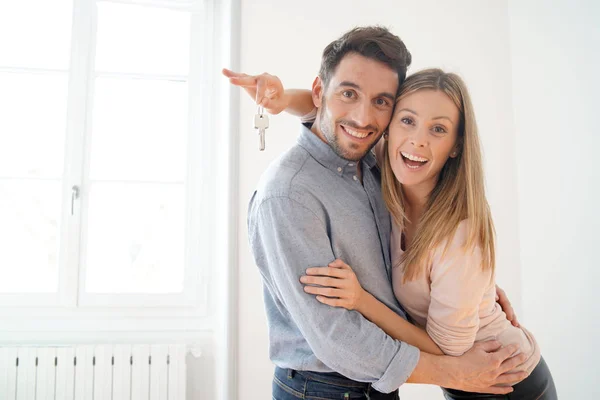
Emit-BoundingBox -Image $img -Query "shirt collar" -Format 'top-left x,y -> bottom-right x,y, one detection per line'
297,123 -> 377,174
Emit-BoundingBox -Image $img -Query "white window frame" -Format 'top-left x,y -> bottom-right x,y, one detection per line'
76,0 -> 206,310
0,0 -> 240,365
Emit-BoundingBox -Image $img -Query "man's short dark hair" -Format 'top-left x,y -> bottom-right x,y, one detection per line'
319,26 -> 412,92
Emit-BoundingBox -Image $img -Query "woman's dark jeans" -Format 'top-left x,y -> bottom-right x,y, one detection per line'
273,367 -> 399,400
442,357 -> 557,400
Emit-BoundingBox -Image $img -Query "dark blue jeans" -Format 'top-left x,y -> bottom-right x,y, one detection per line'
442,357 -> 557,400
273,367 -> 400,400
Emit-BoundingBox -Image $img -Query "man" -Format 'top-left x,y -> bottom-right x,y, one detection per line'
225,26 -> 526,399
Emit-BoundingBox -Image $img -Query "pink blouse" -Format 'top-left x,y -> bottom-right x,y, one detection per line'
391,220 -> 540,374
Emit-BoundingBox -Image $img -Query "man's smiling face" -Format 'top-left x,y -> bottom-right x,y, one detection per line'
313,52 -> 399,161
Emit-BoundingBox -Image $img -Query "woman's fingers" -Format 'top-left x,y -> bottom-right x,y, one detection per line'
228,75 -> 258,88
315,296 -> 344,308
305,266 -> 346,278
221,68 -> 244,78
303,285 -> 344,298
223,69 -> 287,114
329,259 -> 352,270
255,74 -> 282,104
302,261 -> 362,310
222,68 -> 257,88
255,76 -> 267,105
300,275 -> 343,288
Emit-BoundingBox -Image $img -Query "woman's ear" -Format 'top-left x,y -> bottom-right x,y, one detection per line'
450,140 -> 462,158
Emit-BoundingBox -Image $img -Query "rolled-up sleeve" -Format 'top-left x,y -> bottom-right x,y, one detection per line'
249,195 -> 420,392
426,222 -> 492,356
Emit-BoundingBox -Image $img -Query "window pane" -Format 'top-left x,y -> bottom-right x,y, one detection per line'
0,72 -> 69,179
0,180 -> 61,293
0,0 -> 73,70
84,183 -> 185,294
95,2 -> 190,75
89,77 -> 188,182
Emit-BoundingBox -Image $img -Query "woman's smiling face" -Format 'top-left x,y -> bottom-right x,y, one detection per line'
387,89 -> 461,191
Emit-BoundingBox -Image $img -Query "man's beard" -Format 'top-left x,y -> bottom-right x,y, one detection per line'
318,99 -> 379,162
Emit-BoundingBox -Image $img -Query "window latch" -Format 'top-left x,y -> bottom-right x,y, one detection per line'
71,185 -> 80,215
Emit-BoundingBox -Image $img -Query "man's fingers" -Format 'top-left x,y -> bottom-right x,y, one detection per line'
490,343 -> 519,360
498,352 -> 527,374
475,340 -> 502,353
494,371 -> 529,386
503,306 -> 515,322
495,285 -> 519,327
474,385 -> 513,395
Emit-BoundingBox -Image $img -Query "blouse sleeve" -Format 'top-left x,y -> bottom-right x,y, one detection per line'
300,107 -> 317,124
426,221 -> 492,356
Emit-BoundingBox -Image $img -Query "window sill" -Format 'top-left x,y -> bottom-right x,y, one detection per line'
0,314 -> 213,344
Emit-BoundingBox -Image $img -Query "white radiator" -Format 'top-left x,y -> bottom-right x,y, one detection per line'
0,344 -> 186,400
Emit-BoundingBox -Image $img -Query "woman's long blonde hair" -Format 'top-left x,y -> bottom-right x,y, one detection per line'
382,68 -> 496,282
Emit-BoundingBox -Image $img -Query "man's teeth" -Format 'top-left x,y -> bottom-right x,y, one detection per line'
344,127 -> 370,138
401,152 -> 429,162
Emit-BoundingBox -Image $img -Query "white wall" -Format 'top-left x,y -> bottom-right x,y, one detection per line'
508,1 -> 600,398
236,1 -> 522,399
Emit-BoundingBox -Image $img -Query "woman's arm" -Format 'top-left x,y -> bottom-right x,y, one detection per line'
283,89 -> 314,117
426,221 -> 491,356
222,68 -> 314,116
222,68 -> 390,166
301,259 -> 443,355
359,290 -> 444,355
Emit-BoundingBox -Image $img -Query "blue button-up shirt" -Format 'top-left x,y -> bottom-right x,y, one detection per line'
248,124 -> 420,393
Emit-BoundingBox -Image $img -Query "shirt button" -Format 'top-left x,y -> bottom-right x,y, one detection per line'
337,167 -> 342,172
348,163 -> 354,167
353,175 -> 358,181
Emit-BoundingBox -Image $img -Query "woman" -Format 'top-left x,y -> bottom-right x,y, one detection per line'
225,67 -> 557,399
301,69 -> 557,399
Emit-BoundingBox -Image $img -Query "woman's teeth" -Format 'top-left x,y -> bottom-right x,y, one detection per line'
401,152 -> 429,162
401,151 -> 429,169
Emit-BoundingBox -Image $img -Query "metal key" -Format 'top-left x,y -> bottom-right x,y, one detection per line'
254,105 -> 269,151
